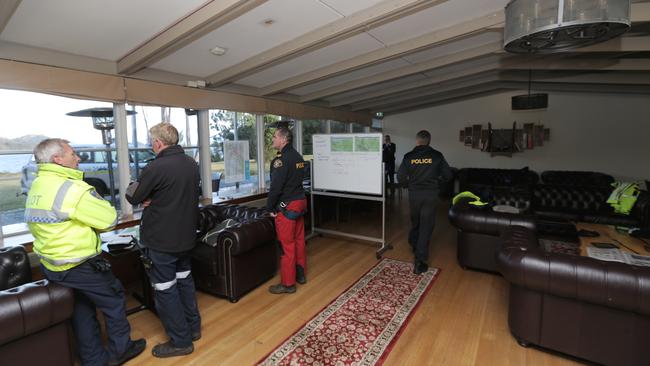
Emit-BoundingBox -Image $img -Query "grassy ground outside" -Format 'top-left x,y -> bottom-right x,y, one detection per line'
0,173 -> 25,211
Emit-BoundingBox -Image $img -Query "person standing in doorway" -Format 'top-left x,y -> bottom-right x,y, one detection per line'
383,135 -> 396,195
125,123 -> 201,358
26,138 -> 145,366
398,130 -> 453,274
267,126 -> 308,294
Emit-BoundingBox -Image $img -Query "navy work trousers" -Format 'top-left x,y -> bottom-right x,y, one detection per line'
408,190 -> 438,262
144,248 -> 201,348
42,261 -> 131,366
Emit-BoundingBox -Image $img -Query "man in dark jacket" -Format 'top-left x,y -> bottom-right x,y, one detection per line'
398,130 -> 453,274
267,126 -> 307,294
383,135 -> 396,195
125,123 -> 201,358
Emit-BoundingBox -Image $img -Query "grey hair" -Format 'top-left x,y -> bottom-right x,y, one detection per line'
33,138 -> 70,163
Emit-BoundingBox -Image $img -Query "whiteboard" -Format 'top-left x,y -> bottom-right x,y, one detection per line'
312,133 -> 383,195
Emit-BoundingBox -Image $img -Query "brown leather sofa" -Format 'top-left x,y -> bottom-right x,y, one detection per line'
496,225 -> 650,366
455,168 -> 650,228
192,204 -> 277,302
0,246 -> 75,366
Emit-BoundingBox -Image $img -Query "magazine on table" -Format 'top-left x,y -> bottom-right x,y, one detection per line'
586,247 -> 650,266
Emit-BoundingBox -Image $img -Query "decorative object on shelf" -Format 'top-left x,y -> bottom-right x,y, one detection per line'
458,122 -> 550,157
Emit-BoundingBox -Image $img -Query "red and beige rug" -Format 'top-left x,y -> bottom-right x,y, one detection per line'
258,258 -> 440,366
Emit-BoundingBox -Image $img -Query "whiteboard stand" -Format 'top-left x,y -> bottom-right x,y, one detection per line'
307,162 -> 392,259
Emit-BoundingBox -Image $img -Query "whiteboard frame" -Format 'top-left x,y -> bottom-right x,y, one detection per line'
311,133 -> 383,196
308,161 -> 392,259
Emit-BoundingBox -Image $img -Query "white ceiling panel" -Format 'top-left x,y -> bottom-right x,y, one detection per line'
319,0 -> 386,16
325,74 -> 427,102
237,33 -> 384,88
289,58 -> 412,95
152,0 -> 341,78
368,0 -> 509,45
1,0 -> 208,61
401,31 -> 503,64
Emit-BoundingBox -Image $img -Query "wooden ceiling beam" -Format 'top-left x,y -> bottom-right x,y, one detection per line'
204,0 -> 449,87
259,11 -> 504,96
328,57 -> 508,107
0,0 -> 21,34
299,40 -> 503,103
117,0 -> 267,75
349,73 -> 500,111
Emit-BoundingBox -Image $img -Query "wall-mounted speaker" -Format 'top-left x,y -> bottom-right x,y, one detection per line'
512,93 -> 548,110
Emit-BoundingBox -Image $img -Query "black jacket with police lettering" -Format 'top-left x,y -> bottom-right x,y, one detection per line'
267,144 -> 305,211
397,145 -> 453,192
125,145 -> 200,253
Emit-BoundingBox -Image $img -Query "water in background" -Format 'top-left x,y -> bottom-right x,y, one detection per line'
0,154 -> 31,173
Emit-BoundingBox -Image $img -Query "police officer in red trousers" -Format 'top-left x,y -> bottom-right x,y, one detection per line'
398,130 -> 453,275
267,125 -> 307,294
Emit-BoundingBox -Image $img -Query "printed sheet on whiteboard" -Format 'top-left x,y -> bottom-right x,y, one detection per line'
312,133 -> 382,195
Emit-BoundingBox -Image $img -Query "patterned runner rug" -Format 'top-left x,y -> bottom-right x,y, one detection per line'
257,258 -> 440,366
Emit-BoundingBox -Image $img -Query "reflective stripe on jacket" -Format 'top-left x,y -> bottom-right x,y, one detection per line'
25,163 -> 117,271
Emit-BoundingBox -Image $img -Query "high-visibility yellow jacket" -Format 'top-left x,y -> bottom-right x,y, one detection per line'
25,163 -> 117,271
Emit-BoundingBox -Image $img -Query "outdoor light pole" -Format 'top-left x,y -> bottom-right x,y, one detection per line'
66,107 -> 136,207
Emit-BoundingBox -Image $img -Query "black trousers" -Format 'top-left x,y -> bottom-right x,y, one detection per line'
407,190 -> 438,262
385,161 -> 395,186
42,261 -> 132,366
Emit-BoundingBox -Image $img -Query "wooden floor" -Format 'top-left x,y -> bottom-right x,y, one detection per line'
126,196 -> 583,366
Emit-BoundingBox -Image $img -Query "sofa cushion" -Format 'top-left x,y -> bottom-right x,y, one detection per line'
533,185 -> 612,214
541,170 -> 614,187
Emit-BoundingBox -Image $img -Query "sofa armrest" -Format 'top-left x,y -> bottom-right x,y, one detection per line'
0,280 -> 74,345
497,242 -> 650,316
448,197 -> 536,236
219,217 -> 276,256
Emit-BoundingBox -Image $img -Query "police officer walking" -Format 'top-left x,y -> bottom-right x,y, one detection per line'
267,125 -> 308,294
126,123 -> 201,358
398,130 -> 453,274
26,138 -> 145,366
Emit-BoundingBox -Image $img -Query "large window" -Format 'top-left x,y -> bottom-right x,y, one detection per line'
352,123 -> 366,133
126,105 -> 199,194
0,89 -> 112,230
330,120 -> 348,133
302,119 -> 327,160
263,115 -> 289,183
209,110 -> 259,197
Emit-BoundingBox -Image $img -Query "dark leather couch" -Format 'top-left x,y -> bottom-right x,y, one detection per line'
496,225 -> 650,366
0,246 -> 75,365
541,170 -> 615,187
457,167 -> 538,198
448,197 -> 536,272
192,204 -> 277,302
456,168 -> 650,228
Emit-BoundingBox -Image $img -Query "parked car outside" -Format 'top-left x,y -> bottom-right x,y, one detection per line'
20,144 -> 155,196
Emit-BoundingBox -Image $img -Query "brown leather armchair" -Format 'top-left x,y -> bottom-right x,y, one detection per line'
448,196 -> 536,272
0,246 -> 75,365
192,204 -> 278,302
497,225 -> 650,366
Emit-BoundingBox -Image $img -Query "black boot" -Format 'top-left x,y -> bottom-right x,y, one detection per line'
269,284 -> 296,294
108,338 -> 146,365
152,341 -> 194,358
296,265 -> 306,285
414,259 -> 428,275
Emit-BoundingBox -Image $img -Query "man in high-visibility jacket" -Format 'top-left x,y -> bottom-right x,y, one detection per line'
25,138 -> 145,366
